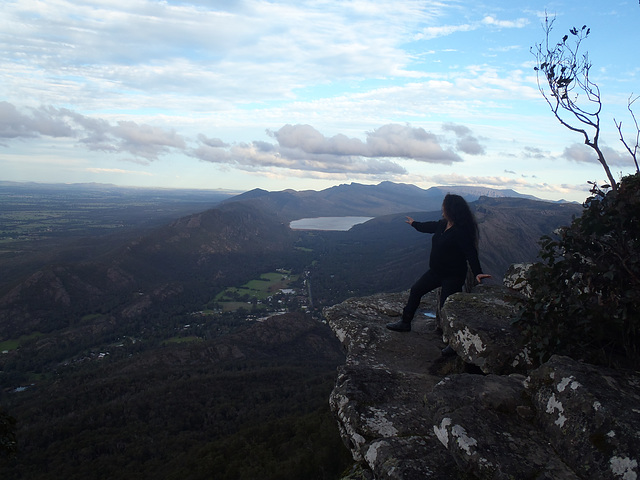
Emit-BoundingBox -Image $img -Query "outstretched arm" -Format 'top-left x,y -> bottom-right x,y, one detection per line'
407,218 -> 441,233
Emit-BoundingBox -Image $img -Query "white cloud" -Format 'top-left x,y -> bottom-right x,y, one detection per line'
0,102 -> 75,138
191,137 -> 409,175
107,121 -> 186,160
482,16 -> 529,29
522,146 -> 550,159
442,123 -> 486,155
416,23 -> 476,40
427,172 -> 577,196
416,13 -> 528,41
0,0 -> 436,108
1,100 -> 493,176
0,1 -> 542,131
0,103 -> 185,162
273,123 -> 463,163
1,0 -> 637,202
190,123 -> 477,175
429,172 -> 529,187
562,143 -> 633,166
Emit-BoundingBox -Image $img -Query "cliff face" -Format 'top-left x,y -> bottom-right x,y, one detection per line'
325,291 -> 462,478
324,273 -> 640,480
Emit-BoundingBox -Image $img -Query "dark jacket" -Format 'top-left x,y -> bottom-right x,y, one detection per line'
411,219 -> 482,278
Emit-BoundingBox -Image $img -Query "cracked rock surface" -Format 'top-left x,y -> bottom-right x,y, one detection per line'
325,285 -> 640,480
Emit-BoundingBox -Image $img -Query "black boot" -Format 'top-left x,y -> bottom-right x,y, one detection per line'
386,320 -> 411,332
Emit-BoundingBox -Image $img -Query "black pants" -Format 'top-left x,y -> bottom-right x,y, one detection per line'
402,270 -> 464,323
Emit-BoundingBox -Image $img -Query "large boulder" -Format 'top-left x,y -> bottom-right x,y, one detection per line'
426,373 -> 579,479
502,263 -> 533,297
527,355 -> 640,480
440,284 -> 532,374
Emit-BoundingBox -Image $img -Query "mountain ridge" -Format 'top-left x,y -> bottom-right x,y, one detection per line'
223,181 -> 569,221
0,184 -> 582,340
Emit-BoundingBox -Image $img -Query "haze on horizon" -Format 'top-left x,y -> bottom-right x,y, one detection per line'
1,0 -> 639,203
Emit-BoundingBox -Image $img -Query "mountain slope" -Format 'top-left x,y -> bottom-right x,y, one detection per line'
0,186 -> 582,340
474,196 -> 582,276
224,181 -> 549,220
299,196 -> 583,306
1,313 -> 351,480
0,201 -> 298,339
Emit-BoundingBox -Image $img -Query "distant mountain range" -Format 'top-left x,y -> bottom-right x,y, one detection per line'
0,181 -> 583,340
223,181 -> 569,220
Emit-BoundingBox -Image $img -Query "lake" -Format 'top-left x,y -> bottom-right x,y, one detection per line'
289,216 -> 374,231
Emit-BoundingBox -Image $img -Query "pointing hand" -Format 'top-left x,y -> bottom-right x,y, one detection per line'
476,274 -> 492,283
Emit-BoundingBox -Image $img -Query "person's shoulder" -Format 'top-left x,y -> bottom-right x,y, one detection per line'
451,222 -> 476,240
434,218 -> 447,231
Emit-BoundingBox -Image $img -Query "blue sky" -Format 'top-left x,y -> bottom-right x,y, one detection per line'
1,0 -> 638,202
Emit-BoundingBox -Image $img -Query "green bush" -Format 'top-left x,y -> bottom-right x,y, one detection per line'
516,173 -> 640,369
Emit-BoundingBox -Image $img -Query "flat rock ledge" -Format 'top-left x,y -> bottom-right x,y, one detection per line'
324,285 -> 640,480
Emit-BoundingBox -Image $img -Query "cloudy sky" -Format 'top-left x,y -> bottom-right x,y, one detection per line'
1,0 -> 639,201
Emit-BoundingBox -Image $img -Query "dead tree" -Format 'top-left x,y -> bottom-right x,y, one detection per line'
532,15 -> 618,190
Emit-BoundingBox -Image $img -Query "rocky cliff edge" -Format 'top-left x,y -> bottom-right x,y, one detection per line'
324,267 -> 640,480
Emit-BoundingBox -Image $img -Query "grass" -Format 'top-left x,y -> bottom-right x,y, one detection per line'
212,270 -> 299,312
0,339 -> 19,352
0,332 -> 43,352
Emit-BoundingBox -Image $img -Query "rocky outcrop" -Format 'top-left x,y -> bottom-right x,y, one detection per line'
439,285 -> 531,374
325,279 -> 640,479
527,356 -> 640,480
326,291 -> 462,479
426,372 -> 580,479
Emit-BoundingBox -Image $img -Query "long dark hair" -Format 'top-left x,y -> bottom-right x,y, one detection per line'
442,193 -> 479,247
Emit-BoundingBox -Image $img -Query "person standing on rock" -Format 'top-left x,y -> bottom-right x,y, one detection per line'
386,193 -> 491,335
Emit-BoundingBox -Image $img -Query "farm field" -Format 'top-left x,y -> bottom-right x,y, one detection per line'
0,333 -> 43,353
211,270 -> 302,312
0,182 -> 231,245
0,182 -> 233,290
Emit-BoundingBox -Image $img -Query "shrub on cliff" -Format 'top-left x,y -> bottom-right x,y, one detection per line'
517,173 -> 640,369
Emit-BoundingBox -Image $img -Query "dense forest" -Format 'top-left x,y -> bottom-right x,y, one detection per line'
2,313 -> 351,479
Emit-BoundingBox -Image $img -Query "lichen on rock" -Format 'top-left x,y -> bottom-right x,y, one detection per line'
326,271 -> 640,479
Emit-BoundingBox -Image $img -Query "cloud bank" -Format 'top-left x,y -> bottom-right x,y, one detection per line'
1,102 -> 484,176
0,102 -> 186,162
562,143 -> 633,166
191,122 -> 469,175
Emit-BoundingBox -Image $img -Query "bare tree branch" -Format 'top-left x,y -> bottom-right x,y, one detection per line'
532,15 -> 617,190
614,94 -> 640,173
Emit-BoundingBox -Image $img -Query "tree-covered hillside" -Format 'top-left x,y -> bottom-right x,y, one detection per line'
1,314 -> 351,480
0,181 -> 582,479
